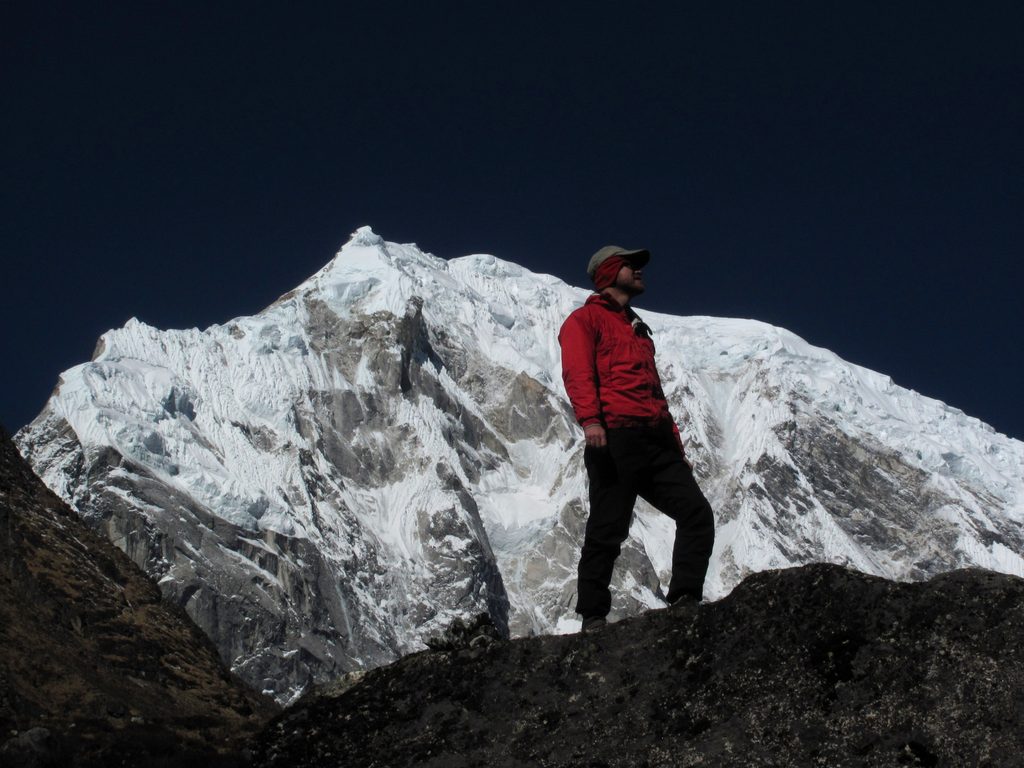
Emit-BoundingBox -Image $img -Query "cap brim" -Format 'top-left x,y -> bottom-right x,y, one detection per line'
622,249 -> 650,268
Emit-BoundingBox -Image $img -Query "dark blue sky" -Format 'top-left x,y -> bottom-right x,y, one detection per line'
3,2 -> 1023,440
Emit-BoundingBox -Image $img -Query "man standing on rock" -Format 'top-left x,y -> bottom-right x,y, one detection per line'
559,246 -> 715,632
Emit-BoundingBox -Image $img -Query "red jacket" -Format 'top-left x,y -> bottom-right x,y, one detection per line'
559,294 -> 680,440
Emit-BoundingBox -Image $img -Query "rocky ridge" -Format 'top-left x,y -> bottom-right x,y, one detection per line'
0,430 -> 275,766
254,563 -> 1024,768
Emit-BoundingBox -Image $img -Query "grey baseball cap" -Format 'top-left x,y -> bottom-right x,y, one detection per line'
586,245 -> 651,278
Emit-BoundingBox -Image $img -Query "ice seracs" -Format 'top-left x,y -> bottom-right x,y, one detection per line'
17,226 -> 1024,702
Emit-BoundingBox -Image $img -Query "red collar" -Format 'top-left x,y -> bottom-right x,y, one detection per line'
585,293 -> 627,313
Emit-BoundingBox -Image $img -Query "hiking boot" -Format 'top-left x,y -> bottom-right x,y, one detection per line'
580,616 -> 607,633
665,591 -> 701,610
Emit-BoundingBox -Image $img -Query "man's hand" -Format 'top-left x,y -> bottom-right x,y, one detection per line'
584,423 -> 607,449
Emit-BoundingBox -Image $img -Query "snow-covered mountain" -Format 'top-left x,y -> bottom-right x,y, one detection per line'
17,227 -> 1024,702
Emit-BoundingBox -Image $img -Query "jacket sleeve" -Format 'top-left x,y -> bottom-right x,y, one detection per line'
558,312 -> 603,428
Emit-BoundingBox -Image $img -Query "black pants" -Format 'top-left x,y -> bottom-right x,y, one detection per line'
577,424 -> 715,619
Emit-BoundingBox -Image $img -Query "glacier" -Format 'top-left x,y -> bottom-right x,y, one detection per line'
17,226 -> 1024,703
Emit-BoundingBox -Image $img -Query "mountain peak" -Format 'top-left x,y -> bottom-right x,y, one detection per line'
15,232 -> 1024,703
348,225 -> 384,247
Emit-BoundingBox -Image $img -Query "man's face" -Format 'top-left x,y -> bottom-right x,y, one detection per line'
615,262 -> 645,296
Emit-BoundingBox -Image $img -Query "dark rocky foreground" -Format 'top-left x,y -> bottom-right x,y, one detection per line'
255,564 -> 1024,768
0,431 -> 276,767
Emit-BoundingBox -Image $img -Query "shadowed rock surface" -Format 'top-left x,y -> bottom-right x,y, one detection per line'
254,563 -> 1024,767
0,430 -> 276,767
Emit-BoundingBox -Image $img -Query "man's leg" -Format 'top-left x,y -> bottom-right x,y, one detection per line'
638,432 -> 715,603
577,443 -> 637,619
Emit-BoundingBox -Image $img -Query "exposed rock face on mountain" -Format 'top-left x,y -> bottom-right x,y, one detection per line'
254,564 -> 1024,768
16,227 -> 1024,702
0,431 -> 275,767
